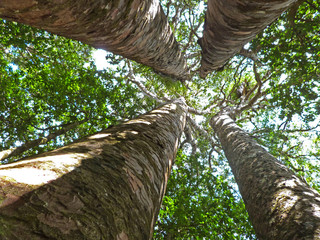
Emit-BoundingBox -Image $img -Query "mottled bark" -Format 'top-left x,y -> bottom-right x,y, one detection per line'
211,113 -> 320,240
199,0 -> 296,78
0,120 -> 85,162
0,98 -> 187,239
0,0 -> 189,81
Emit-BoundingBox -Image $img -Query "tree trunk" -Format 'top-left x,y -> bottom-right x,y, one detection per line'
0,98 -> 187,239
210,112 -> 320,240
199,0 -> 296,78
0,0 -> 189,81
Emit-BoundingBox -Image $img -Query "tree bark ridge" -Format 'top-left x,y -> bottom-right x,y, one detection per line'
0,0 -> 189,81
199,0 -> 296,78
211,113 -> 320,239
0,98 -> 187,239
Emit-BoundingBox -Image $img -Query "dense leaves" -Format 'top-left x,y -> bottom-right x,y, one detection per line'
240,0 -> 320,193
0,20 -> 153,161
155,151 -> 256,239
1,0 -> 320,239
250,0 -> 320,122
154,0 -> 320,238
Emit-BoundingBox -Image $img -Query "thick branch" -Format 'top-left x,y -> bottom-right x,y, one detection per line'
0,0 -> 189,81
199,0 -> 297,78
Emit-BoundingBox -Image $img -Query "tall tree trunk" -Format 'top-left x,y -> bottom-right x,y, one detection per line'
210,112 -> 320,239
0,98 -> 187,239
199,0 -> 296,78
0,119 -> 86,162
0,0 -> 189,81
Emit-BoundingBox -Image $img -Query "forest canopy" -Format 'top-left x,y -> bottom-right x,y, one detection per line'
0,0 -> 320,239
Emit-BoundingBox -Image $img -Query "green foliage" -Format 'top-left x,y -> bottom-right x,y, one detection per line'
0,20 -> 153,161
250,0 -> 320,122
1,0 -> 320,239
154,151 -> 256,239
153,1 -> 320,238
236,0 -> 320,196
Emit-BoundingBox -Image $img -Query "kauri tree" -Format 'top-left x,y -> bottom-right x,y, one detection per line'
0,0 -> 320,239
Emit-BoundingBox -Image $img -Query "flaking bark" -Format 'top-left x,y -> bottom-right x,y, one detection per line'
211,112 -> 320,240
0,98 -> 187,239
199,0 -> 297,78
0,0 -> 189,81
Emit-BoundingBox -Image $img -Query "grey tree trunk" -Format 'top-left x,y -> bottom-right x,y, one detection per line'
0,98 -> 187,239
0,0 -> 189,81
199,0 -> 296,78
211,112 -> 320,240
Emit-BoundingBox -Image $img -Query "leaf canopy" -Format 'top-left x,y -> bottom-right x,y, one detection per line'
1,0 -> 320,239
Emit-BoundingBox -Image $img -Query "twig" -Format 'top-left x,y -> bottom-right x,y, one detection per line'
239,48 -> 259,63
125,61 -> 169,103
187,116 -> 221,152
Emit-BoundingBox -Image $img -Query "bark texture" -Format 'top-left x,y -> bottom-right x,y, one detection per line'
0,98 -> 187,239
199,0 -> 296,78
211,113 -> 320,240
0,0 -> 189,81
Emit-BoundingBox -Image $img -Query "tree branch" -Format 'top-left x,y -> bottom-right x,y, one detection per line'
125,61 -> 169,103
239,48 -> 259,63
237,63 -> 263,114
187,116 -> 221,152
0,119 -> 86,162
